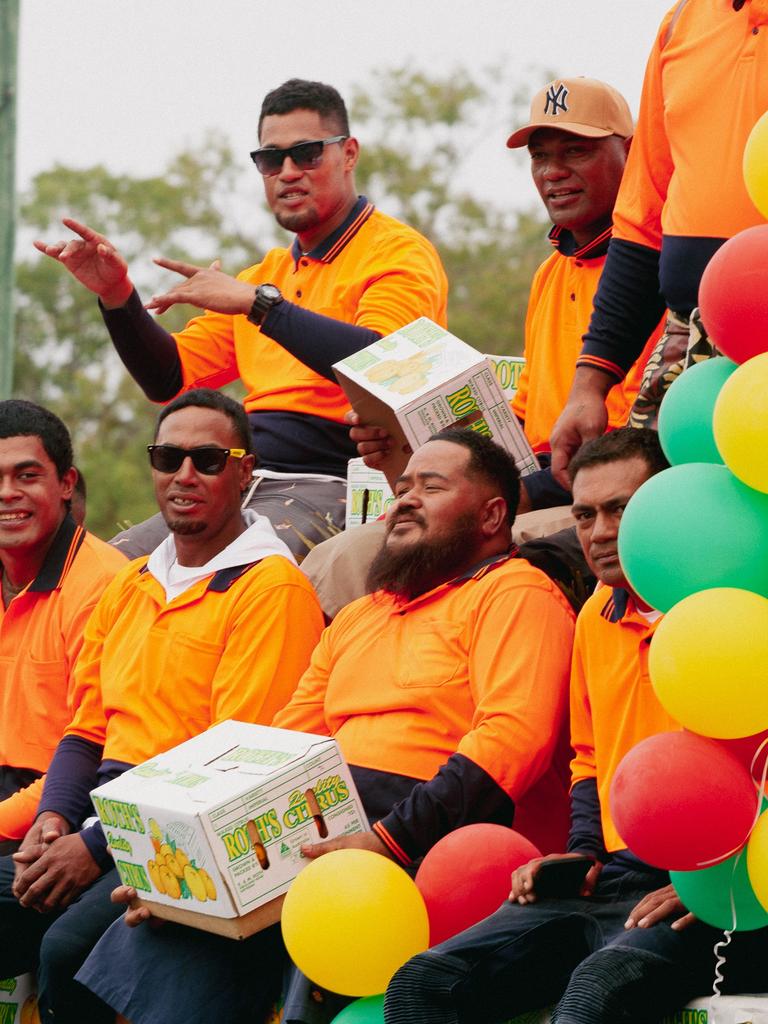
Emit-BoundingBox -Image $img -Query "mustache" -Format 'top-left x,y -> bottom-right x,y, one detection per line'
388,512 -> 426,531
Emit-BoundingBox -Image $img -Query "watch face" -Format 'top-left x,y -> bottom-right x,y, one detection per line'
259,285 -> 281,302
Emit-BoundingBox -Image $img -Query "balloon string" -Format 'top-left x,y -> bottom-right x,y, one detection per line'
706,736 -> 768,1024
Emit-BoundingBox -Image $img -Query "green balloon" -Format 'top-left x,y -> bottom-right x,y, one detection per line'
671,849 -> 768,931
618,463 -> 768,612
658,357 -> 737,465
332,995 -> 385,1023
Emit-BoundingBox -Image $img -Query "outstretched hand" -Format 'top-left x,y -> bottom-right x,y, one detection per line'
146,257 -> 256,317
33,218 -> 133,308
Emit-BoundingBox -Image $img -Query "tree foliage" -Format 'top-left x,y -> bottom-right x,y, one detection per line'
13,70 -> 549,539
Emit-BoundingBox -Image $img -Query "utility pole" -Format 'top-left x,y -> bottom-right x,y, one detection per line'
0,0 -> 19,398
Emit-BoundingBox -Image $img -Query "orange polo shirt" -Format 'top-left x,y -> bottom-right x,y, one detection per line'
0,517 -> 126,839
172,200 -> 448,423
512,229 -> 662,452
275,554 -> 575,856
613,0 -> 768,252
570,587 -> 679,853
66,554 -> 323,766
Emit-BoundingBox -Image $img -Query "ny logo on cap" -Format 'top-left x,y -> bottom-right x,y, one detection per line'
544,83 -> 569,116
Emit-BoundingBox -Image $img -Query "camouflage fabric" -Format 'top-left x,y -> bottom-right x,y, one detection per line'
628,307 -> 719,430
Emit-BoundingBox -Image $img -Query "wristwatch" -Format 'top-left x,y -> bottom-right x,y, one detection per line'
247,283 -> 283,326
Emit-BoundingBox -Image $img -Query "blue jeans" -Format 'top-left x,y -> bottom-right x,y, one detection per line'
0,855 -> 123,1024
384,869 -> 768,1024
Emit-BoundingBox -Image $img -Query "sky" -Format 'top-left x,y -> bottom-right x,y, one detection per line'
15,0 -> 672,216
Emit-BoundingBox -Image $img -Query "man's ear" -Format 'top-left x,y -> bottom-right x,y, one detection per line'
480,495 -> 508,537
343,136 -> 360,172
60,466 -> 77,504
238,454 -> 257,491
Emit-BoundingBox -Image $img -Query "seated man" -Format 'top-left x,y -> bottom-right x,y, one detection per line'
384,428 -> 768,1024
34,78 -> 448,559
76,428 -> 576,1024
0,400 -> 126,854
0,388 -> 324,1024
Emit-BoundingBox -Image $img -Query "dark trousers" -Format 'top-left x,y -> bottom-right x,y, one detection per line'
0,855 -> 124,1024
384,870 -> 768,1024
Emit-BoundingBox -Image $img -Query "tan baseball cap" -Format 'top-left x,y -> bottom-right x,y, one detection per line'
506,77 -> 634,149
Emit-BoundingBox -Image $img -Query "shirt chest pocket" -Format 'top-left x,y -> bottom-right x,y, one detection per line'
149,632 -> 226,726
392,620 -> 466,689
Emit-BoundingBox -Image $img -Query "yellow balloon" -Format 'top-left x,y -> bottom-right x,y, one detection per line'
713,352 -> 768,493
747,809 -> 768,913
649,587 -> 768,738
281,849 -> 429,997
744,110 -> 768,220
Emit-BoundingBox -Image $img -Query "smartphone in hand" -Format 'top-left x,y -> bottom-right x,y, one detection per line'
534,855 -> 595,898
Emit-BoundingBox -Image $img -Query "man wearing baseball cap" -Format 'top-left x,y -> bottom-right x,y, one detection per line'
349,77 -> 661,514
505,76 -> 661,511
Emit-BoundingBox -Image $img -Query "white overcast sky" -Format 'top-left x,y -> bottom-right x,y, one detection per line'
16,0 -> 672,215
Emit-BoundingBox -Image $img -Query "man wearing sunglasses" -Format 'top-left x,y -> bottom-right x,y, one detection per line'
34,78 -> 448,559
0,388 -> 324,1024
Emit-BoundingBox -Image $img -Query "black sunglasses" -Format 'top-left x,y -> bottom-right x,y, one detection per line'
147,445 -> 247,476
249,135 -> 348,176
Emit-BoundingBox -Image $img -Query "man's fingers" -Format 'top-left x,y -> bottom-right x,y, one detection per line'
209,259 -> 222,271
671,912 -> 696,931
153,256 -> 203,278
111,885 -> 137,906
300,840 -> 335,859
61,217 -> 102,242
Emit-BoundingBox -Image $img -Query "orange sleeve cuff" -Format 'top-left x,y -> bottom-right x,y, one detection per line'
0,776 -> 45,841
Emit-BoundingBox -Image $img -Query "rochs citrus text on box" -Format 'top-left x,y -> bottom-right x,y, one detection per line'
90,721 -> 367,939
333,319 -> 537,483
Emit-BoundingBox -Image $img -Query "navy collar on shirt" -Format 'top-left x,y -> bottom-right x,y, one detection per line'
549,223 -> 612,260
290,195 -> 375,265
27,514 -> 85,594
600,587 -> 630,623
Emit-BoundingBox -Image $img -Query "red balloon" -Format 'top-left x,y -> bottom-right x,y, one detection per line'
415,825 -> 540,946
717,730 -> 768,787
609,732 -> 757,871
698,226 -> 768,363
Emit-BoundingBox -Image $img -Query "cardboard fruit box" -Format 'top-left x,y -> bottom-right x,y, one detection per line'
333,319 -> 538,483
90,721 -> 368,940
343,352 -> 527,530
0,975 -> 38,1024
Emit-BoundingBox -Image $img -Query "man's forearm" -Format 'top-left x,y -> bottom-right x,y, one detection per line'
579,238 -> 666,379
38,735 -> 104,830
100,289 -> 184,401
261,301 -> 381,380
374,753 -> 514,865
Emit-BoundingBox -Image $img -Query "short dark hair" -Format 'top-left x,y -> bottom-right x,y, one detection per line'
426,428 -> 521,525
258,79 -> 350,138
0,400 -> 73,479
155,389 -> 256,460
568,427 -> 669,483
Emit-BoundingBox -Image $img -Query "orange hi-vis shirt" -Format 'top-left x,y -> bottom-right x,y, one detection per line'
569,587 -> 679,853
512,229 -> 662,453
275,554 -> 576,857
613,0 -> 768,252
172,200 -> 448,423
0,517 -> 126,840
65,554 -> 323,766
